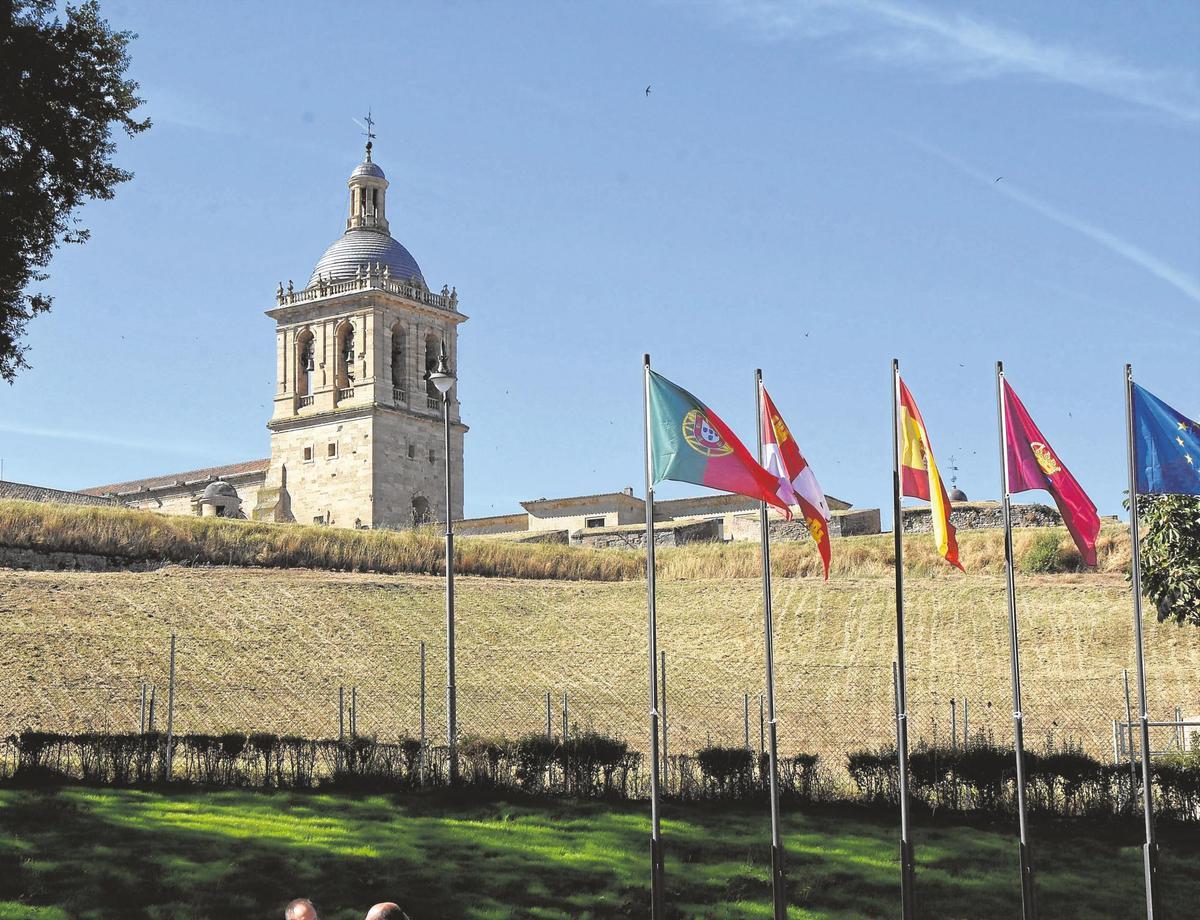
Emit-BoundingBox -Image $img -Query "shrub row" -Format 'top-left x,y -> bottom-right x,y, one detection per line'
847,740 -> 1200,821
7,729 -> 1199,820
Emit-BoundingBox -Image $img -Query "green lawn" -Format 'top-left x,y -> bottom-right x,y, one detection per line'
0,787 -> 1196,919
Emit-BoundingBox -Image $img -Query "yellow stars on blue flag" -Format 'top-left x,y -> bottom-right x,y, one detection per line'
1133,384 -> 1200,496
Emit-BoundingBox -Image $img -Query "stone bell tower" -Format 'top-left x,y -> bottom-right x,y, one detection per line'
255,140 -> 467,528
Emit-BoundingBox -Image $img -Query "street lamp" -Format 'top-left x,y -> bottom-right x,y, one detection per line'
426,341 -> 458,783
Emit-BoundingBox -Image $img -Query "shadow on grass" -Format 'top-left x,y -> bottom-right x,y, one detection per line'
0,786 -> 1198,919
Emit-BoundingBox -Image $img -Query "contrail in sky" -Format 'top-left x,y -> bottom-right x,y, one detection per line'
906,136 -> 1200,305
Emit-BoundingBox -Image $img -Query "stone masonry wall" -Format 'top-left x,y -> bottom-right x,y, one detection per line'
576,518 -> 721,550
267,415 -> 375,528
901,502 -> 1061,534
372,409 -> 464,529
727,508 -> 882,542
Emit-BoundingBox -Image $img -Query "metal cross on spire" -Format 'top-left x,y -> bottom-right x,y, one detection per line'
353,109 -> 376,159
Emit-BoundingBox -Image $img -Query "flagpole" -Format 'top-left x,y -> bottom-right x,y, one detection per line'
756,369 -> 787,920
996,361 -> 1037,920
891,358 -> 916,920
1125,363 -> 1161,919
643,353 -> 666,920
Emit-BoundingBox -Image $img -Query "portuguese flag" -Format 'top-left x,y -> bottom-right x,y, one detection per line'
649,370 -> 791,515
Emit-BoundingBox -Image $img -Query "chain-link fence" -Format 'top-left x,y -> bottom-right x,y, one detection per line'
2,624 -> 1196,796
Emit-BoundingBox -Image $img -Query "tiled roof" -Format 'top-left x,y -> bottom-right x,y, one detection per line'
0,481 -> 119,507
80,459 -> 270,496
310,229 -> 423,287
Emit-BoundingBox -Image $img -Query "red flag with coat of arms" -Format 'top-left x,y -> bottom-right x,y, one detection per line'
760,384 -> 832,579
1003,379 -> 1100,566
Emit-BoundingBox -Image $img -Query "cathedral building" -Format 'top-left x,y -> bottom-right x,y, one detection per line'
80,142 -> 467,528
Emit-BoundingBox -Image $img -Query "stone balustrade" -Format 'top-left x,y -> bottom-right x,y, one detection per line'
276,269 -> 459,313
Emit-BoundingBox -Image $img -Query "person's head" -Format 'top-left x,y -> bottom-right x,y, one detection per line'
364,904 -> 408,920
285,898 -> 319,920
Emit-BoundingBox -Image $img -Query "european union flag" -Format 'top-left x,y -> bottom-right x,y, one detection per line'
1133,383 -> 1200,496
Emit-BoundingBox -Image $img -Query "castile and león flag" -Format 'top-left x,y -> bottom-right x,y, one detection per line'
760,384 -> 832,579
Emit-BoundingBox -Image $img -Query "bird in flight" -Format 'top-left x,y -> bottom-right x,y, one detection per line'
645,85 -> 652,96
995,177 -> 1003,183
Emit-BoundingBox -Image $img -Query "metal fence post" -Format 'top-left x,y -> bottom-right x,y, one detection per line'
148,686 -> 156,732
351,686 -> 358,737
744,692 -> 750,750
338,685 -> 345,773
759,692 -> 766,757
963,698 -> 969,750
419,642 -> 427,785
1124,668 -> 1138,806
660,651 -> 669,787
545,691 -> 552,741
164,633 -> 176,781
1176,706 -> 1184,751
950,697 -> 958,754
139,683 -> 147,734
562,692 -> 569,746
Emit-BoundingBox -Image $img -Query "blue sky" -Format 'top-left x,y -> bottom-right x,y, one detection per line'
5,0 -> 1198,521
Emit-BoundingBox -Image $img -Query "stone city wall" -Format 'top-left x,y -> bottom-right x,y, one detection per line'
575,518 -> 722,550
727,508 -> 881,542
901,502 -> 1061,534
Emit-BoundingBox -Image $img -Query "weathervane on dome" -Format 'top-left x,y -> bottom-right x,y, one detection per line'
353,109 -> 376,160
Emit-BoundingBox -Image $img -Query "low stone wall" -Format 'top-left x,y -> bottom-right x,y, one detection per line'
902,502 -> 1061,534
0,545 -> 164,572
727,508 -> 882,542
510,529 -> 569,545
576,518 -> 722,550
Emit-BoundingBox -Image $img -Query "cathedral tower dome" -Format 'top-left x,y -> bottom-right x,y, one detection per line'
308,141 -> 425,288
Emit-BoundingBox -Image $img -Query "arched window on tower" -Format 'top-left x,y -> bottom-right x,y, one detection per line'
424,334 -> 441,410
296,330 -> 315,404
335,321 -> 356,396
391,324 -> 406,404
338,321 -> 355,383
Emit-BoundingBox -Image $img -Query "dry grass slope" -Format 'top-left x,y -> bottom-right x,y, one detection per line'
1,565 -> 1193,771
3,499 -> 1179,778
0,499 -> 1130,581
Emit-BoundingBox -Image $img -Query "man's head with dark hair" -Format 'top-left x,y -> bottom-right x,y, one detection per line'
285,898 -> 319,920
365,903 -> 409,920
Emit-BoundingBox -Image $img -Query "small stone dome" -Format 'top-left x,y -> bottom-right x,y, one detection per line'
202,480 -> 239,502
351,160 -> 385,179
949,487 -> 968,502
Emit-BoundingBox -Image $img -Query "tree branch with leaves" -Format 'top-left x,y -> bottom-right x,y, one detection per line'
0,0 -> 149,381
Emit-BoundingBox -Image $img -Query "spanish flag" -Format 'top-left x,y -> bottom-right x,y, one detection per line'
898,377 -> 962,570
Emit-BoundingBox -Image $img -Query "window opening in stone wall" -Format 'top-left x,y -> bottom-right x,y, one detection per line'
391,324 -> 406,401
327,442 -> 337,458
297,331 -> 315,397
428,449 -> 436,463
336,321 -> 356,388
425,334 -> 440,402
585,516 -> 605,528
412,496 -> 432,527
407,444 -> 416,460
303,445 -> 314,462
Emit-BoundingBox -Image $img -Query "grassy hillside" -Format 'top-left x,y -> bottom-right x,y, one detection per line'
2,560 -> 1195,773
0,498 -> 1131,580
